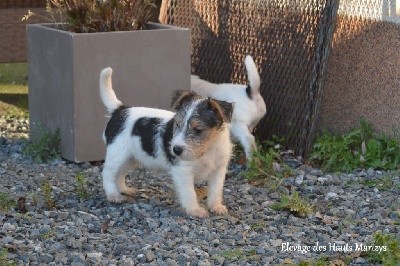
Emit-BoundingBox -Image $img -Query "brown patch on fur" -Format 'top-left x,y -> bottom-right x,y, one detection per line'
195,186 -> 208,200
213,99 -> 234,123
183,123 -> 221,159
171,90 -> 200,110
208,99 -> 227,124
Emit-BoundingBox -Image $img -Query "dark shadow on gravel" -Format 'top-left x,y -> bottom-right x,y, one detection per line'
0,93 -> 28,111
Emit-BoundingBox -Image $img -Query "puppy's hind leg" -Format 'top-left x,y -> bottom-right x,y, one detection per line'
231,124 -> 257,160
116,160 -> 137,197
102,145 -> 132,203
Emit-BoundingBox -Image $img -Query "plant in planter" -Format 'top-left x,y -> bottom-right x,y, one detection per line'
25,0 -> 190,162
24,0 -> 157,32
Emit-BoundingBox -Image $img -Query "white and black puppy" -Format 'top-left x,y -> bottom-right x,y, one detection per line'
99,67 -> 233,218
191,55 -> 266,160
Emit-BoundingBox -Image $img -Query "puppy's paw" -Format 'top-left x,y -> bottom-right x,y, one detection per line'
106,194 -> 126,203
187,207 -> 209,218
209,203 -> 228,215
121,187 -> 137,197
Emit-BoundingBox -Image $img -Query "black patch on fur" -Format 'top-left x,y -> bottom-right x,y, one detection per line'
105,106 -> 129,145
161,118 -> 177,164
245,85 -> 252,99
132,117 -> 162,157
196,100 -> 224,128
215,100 -> 234,123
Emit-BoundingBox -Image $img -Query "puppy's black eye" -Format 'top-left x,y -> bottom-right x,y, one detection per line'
193,127 -> 203,135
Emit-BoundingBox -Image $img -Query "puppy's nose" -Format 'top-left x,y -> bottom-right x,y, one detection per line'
173,145 -> 183,156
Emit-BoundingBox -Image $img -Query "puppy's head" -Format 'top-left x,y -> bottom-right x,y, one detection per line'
170,90 -> 233,161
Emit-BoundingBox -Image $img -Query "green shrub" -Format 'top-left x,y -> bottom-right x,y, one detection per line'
42,180 -> 56,209
311,120 -> 400,172
245,147 -> 279,180
23,125 -> 60,163
244,141 -> 293,190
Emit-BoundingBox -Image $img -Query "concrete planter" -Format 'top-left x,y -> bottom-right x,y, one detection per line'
27,23 -> 190,162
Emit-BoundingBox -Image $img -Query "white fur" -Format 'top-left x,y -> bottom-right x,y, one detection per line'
191,55 -> 266,159
99,67 -> 123,113
99,68 -> 232,218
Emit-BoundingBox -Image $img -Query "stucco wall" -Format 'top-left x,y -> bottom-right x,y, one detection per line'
317,0 -> 400,137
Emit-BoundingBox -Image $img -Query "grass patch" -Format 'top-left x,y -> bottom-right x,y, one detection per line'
364,232 -> 400,265
23,125 -> 60,163
298,257 -> 329,266
361,175 -> 399,191
0,248 -> 17,266
40,229 -> 56,240
0,63 -> 29,118
297,257 -> 350,266
0,63 -> 28,85
271,191 -> 313,218
345,174 -> 400,191
0,192 -> 15,212
215,249 -> 257,261
75,172 -> 90,199
250,221 -> 267,230
310,119 -> 400,172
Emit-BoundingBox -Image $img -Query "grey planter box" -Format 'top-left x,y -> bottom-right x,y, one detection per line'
27,23 -> 190,162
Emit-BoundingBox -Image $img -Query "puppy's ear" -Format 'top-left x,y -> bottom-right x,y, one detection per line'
208,98 -> 234,124
171,90 -> 198,110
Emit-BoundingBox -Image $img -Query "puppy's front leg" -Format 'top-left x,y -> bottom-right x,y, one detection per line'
207,166 -> 228,215
171,167 -> 209,218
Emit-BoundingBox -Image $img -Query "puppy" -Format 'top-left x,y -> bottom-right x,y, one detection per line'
191,55 -> 266,160
99,67 -> 233,218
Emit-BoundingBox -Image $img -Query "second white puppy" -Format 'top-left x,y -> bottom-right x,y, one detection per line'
99,67 -> 233,218
191,55 -> 266,160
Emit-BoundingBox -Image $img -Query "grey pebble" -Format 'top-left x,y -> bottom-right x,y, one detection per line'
295,175 -> 304,185
310,169 -> 324,176
325,192 -> 339,200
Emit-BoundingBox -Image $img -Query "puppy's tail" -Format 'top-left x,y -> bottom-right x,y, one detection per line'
245,55 -> 261,94
99,67 -> 123,114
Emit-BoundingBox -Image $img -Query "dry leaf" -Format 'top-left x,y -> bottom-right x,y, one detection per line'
236,155 -> 247,165
101,219 -> 111,233
17,197 -> 27,214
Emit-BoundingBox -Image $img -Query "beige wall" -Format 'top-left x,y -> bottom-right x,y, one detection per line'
317,1 -> 400,137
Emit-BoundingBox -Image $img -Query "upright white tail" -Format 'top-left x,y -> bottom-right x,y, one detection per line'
244,55 -> 261,94
99,67 -> 123,114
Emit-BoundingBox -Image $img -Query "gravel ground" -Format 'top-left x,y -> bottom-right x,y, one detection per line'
1,116 -> 399,265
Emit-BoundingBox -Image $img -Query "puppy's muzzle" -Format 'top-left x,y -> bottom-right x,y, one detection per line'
172,145 -> 183,156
